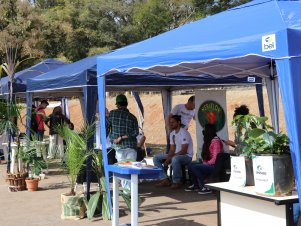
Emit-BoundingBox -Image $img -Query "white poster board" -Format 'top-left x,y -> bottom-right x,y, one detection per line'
195,90 -> 229,159
252,155 -> 275,196
229,156 -> 247,187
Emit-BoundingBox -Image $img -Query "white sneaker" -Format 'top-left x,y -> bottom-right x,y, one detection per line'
198,187 -> 212,195
184,184 -> 199,191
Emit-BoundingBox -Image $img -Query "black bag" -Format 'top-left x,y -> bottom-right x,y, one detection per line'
68,123 -> 74,130
136,147 -> 146,161
30,110 -> 39,133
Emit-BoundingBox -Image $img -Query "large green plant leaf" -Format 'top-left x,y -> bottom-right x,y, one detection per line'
120,191 -> 131,210
262,132 -> 276,147
102,192 -> 111,220
87,191 -> 101,220
99,177 -> 106,191
249,128 -> 265,138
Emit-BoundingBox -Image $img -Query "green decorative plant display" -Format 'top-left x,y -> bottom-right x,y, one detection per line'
56,123 -> 93,196
84,150 -> 132,221
245,128 -> 290,156
18,143 -> 46,177
232,114 -> 290,157
85,151 -> 112,220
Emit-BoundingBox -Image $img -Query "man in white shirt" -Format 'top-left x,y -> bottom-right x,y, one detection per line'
168,96 -> 195,130
153,115 -> 193,189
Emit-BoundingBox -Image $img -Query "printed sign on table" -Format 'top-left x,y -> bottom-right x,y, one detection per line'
229,156 -> 246,187
252,155 -> 275,196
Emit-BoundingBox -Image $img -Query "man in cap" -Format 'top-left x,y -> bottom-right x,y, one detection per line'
35,100 -> 49,141
106,94 -> 139,190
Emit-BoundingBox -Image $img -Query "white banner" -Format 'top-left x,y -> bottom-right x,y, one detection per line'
195,90 -> 229,159
253,156 -> 275,196
229,156 -> 246,187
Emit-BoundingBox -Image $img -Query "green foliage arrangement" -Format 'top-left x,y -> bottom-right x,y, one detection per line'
84,151 -> 132,221
85,151 -> 111,220
56,123 -> 94,196
245,128 -> 290,156
232,114 -> 290,158
0,100 -> 22,135
18,142 -> 47,178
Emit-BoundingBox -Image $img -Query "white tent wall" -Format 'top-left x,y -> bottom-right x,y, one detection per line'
161,89 -> 172,148
79,95 -> 86,121
265,76 -> 280,133
61,97 -> 70,120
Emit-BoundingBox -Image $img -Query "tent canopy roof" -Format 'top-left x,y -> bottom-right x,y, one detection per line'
27,56 -> 263,96
97,0 -> 301,77
28,0 -> 301,96
0,58 -> 67,94
29,70 -> 262,98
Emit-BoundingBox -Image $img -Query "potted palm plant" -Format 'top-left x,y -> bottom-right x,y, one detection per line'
56,123 -> 92,220
1,100 -> 27,192
0,46 -> 28,173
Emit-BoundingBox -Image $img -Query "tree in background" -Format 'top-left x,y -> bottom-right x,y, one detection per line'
0,0 -> 44,70
192,0 -> 250,17
1,0 -> 250,66
133,0 -> 195,40
38,0 -> 138,61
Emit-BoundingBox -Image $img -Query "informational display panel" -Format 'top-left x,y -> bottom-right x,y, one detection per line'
229,156 -> 247,187
253,155 -> 275,196
195,90 -> 229,160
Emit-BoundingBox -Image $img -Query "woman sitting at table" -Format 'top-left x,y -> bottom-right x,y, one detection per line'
185,123 -> 224,194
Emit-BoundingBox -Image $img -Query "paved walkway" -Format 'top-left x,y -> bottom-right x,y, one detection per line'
0,163 -> 217,226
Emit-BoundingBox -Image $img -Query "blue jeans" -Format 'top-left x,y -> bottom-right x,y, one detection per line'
188,162 -> 214,188
115,148 -> 137,192
153,153 -> 192,183
37,130 -> 44,141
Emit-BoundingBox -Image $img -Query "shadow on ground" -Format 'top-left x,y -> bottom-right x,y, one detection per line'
139,181 -> 216,203
147,218 -> 207,226
39,181 -> 70,191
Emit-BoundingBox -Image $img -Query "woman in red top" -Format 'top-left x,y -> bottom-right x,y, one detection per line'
35,100 -> 49,141
185,123 -> 224,194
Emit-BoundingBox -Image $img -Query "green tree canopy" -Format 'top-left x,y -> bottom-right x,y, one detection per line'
0,0 -> 249,68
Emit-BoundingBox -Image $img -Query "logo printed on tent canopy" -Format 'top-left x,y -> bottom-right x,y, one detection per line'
262,34 -> 276,52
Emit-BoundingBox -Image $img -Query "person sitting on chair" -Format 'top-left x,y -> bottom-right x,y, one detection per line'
153,115 -> 193,189
209,105 -> 251,183
185,123 -> 224,194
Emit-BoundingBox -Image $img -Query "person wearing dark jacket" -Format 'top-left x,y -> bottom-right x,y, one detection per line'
46,106 -> 73,160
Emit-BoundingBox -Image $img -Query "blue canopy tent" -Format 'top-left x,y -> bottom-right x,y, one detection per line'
26,55 -> 264,125
26,54 -> 264,200
96,0 -> 301,214
0,58 -> 67,96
